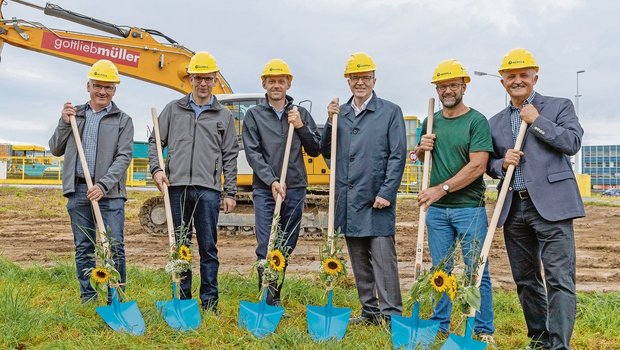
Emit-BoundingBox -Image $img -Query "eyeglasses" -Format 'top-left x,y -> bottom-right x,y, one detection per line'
192,76 -> 216,84
436,83 -> 464,92
91,83 -> 115,93
348,75 -> 374,83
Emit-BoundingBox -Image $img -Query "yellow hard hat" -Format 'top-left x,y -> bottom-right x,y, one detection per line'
343,52 -> 376,77
431,59 -> 471,84
187,51 -> 220,74
87,59 -> 120,83
261,58 -> 293,81
498,48 -> 539,74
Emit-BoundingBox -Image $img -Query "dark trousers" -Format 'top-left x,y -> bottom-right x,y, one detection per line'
346,235 -> 403,319
67,183 -> 126,303
504,195 -> 576,350
169,186 -> 221,309
253,187 -> 306,304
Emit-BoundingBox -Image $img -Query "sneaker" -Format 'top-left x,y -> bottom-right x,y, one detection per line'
476,334 -> 497,349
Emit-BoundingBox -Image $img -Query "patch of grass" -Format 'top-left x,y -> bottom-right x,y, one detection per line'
0,257 -> 618,349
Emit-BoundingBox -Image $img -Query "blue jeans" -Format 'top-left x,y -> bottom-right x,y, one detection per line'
66,183 -> 126,302
253,187 -> 306,260
504,196 -> 576,350
169,185 -> 220,309
426,206 -> 495,335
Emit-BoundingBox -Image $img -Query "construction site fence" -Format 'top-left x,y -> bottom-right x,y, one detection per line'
0,156 -> 433,195
0,156 -> 149,186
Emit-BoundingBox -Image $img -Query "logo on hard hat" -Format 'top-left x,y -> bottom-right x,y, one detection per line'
195,64 -> 209,69
437,72 -> 451,77
357,64 -> 371,68
508,60 -> 525,65
270,68 -> 283,72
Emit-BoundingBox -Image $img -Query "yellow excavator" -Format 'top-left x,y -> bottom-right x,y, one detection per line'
0,0 -> 330,236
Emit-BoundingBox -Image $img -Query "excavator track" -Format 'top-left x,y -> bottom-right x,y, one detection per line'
139,188 -> 329,237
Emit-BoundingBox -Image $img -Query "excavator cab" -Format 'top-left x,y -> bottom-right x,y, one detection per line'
2,0 -> 330,237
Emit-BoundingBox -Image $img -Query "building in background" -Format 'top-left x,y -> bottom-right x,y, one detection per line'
582,145 -> 620,190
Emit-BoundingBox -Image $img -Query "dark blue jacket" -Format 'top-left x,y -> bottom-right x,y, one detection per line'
242,95 -> 321,189
321,93 -> 406,237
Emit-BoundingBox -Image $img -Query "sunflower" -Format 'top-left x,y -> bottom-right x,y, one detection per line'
91,267 -> 111,284
322,258 -> 344,276
447,274 -> 458,300
268,249 -> 286,272
430,270 -> 449,293
179,245 -> 192,261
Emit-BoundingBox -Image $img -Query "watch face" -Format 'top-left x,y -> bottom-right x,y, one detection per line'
443,184 -> 449,192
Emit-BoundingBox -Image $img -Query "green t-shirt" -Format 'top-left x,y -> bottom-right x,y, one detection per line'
420,108 -> 493,208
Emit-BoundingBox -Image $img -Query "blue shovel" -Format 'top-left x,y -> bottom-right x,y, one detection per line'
151,107 -> 202,331
391,98 -> 440,349
305,97 -> 351,342
307,290 -> 351,341
69,115 -> 145,335
96,287 -> 145,335
441,121 -> 528,350
238,107 -> 298,337
239,293 -> 286,338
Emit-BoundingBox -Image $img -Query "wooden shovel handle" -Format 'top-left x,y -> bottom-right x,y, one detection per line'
414,98 -> 435,280
151,107 -> 181,284
266,107 -> 297,252
327,98 -> 339,254
150,108 -> 176,253
467,120 -> 528,317
69,115 -> 109,254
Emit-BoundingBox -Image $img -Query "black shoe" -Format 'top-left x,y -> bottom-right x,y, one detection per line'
81,295 -> 97,304
203,306 -> 220,317
349,315 -> 382,326
202,300 -> 220,316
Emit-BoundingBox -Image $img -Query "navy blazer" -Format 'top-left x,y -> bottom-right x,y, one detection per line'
487,92 -> 585,226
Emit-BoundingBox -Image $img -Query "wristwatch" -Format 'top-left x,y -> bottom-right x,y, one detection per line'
442,183 -> 450,193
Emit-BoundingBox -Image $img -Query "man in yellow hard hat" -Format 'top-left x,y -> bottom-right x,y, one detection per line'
148,51 -> 239,313
49,59 -> 134,303
242,58 -> 321,309
322,52 -> 406,325
416,59 -> 495,346
487,48 -> 584,350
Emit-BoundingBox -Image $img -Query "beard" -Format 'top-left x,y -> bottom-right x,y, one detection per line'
441,94 -> 462,108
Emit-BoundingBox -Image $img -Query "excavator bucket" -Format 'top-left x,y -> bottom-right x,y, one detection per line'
238,293 -> 285,338
440,317 -> 487,350
96,287 -> 145,335
391,302 -> 440,349
306,290 -> 351,342
155,282 -> 201,332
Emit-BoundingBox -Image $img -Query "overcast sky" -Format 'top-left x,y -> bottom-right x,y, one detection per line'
1,0 -> 617,147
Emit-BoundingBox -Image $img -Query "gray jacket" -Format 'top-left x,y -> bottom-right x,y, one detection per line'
242,95 -> 321,189
48,101 -> 134,199
148,94 -> 239,196
320,93 -> 407,237
487,92 -> 585,226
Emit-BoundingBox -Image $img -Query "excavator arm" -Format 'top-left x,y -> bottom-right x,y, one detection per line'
0,0 -> 233,94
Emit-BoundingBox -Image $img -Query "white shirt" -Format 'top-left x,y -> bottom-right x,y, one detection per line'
351,94 -> 373,116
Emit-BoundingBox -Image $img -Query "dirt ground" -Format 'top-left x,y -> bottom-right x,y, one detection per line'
1,187 -> 619,292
